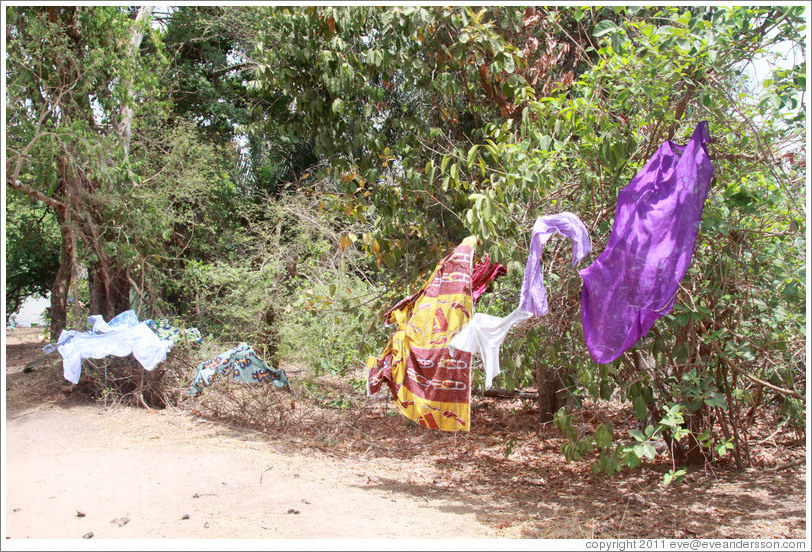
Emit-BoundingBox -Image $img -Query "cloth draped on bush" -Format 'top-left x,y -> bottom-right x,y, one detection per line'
43,310 -> 172,384
471,254 -> 506,304
580,121 -> 714,364
367,236 -> 477,432
448,308 -> 533,390
145,318 -> 203,344
187,342 -> 290,397
450,212 -> 591,389
519,212 -> 592,317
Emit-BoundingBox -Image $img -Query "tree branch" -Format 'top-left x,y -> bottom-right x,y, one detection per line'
6,175 -> 65,212
711,341 -> 803,400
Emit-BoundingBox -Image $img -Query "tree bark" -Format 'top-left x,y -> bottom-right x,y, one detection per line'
536,360 -> 565,422
49,212 -> 75,337
118,6 -> 153,160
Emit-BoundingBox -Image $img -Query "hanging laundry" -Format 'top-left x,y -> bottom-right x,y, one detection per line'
471,253 -> 507,304
187,342 -> 290,397
449,212 -> 589,389
519,212 -> 592,317
145,318 -> 203,344
367,237 -> 476,432
86,309 -> 140,333
449,308 -> 533,389
42,310 -> 172,384
580,121 -> 713,364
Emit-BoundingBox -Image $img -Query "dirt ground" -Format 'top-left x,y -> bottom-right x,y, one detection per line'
3,327 -> 808,544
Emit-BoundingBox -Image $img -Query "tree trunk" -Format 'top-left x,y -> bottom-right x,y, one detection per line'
536,360 -> 565,422
49,215 -> 75,338
118,6 -> 153,160
88,263 -> 131,320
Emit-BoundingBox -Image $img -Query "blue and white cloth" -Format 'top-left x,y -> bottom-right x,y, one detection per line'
43,310 -> 173,384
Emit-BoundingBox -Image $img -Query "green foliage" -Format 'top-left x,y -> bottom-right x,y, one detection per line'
5,6 -> 805,473
250,6 -> 552,279
5,192 -> 61,318
246,7 -> 805,472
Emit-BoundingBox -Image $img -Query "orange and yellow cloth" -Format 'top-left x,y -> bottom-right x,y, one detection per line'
367,237 -> 477,431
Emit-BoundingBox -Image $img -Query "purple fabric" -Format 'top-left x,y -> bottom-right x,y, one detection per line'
580,121 -> 713,364
519,212 -> 592,317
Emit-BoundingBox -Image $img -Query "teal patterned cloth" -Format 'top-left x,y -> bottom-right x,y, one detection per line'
187,342 -> 290,397
145,318 -> 203,344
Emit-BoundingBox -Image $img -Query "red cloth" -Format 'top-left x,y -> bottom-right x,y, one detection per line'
471,254 -> 506,304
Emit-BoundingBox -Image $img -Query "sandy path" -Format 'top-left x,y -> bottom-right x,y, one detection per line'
4,404 -> 496,540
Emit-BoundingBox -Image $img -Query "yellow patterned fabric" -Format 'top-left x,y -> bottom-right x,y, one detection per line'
367,237 -> 476,431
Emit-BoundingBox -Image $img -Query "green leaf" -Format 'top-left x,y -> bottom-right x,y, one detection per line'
611,32 -> 624,54
663,468 -> 686,485
595,424 -> 614,449
629,428 -> 646,442
466,145 -> 479,168
593,20 -> 619,37
632,394 -> 648,421
703,392 -> 727,409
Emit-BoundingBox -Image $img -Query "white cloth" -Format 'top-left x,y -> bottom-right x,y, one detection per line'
449,308 -> 533,389
45,313 -> 172,384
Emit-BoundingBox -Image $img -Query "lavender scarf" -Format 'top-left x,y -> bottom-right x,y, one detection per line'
580,121 -> 713,364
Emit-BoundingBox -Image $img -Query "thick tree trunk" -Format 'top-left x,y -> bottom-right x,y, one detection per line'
88,263 -> 131,320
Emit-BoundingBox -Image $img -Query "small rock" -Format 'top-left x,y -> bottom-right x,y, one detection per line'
76,510 -> 86,518
181,514 -> 190,520
204,521 -> 210,529
111,517 -> 130,527
287,508 -> 300,515
627,493 -> 647,507
366,475 -> 380,484
82,532 -> 94,539
192,493 -> 200,498
12,508 -> 20,513
301,499 -> 311,505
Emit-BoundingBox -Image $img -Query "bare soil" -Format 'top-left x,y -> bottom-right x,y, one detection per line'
3,327 -> 807,542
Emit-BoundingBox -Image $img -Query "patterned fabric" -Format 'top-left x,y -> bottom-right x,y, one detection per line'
367,237 -> 476,432
471,254 -> 507,304
145,318 -> 203,344
519,212 -> 592,317
580,121 -> 713,364
187,342 -> 289,397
